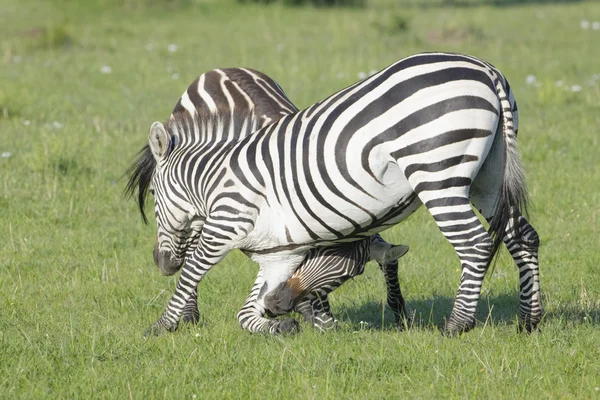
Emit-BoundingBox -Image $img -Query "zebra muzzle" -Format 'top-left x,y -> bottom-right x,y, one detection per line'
154,245 -> 183,276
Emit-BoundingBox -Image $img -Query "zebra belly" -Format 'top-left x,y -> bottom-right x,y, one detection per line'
240,161 -> 415,252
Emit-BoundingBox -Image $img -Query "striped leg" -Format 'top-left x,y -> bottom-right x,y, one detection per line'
378,260 -> 410,328
471,175 -> 543,332
503,214 -> 542,332
294,294 -> 337,331
182,288 -> 200,324
146,223 -> 239,336
423,194 -> 493,335
237,254 -> 306,334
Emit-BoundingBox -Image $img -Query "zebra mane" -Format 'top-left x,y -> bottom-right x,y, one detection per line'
124,109 -> 261,224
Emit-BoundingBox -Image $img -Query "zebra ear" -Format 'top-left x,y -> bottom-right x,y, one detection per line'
370,242 -> 409,264
148,121 -> 171,161
384,244 -> 409,262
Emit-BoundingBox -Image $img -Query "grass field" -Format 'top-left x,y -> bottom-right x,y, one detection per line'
1,0 -> 599,398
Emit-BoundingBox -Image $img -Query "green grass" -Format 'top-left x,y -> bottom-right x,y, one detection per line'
1,0 -> 599,398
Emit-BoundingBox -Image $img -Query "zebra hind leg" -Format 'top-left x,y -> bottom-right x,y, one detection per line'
471,186 -> 543,333
420,192 -> 494,336
503,213 -> 543,333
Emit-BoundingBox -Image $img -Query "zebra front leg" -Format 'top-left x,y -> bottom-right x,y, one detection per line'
237,254 -> 306,335
378,260 -> 411,329
369,235 -> 411,329
503,214 -> 543,332
146,234 -> 228,336
294,293 -> 338,331
181,287 -> 201,325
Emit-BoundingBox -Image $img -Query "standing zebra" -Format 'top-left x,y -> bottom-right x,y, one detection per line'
126,67 -> 410,332
132,52 -> 542,337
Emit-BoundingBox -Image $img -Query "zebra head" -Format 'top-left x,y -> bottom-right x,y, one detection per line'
146,121 -> 202,276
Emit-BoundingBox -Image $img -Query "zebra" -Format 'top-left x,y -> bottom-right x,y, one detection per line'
126,67 -> 410,332
263,234 -> 410,330
129,52 -> 542,337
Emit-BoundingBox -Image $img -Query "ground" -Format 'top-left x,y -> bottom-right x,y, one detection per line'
0,0 -> 599,398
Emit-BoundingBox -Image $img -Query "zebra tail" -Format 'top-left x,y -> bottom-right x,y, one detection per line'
487,76 -> 530,261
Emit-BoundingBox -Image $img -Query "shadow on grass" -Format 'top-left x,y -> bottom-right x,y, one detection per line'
411,0 -> 582,9
335,294 -> 600,332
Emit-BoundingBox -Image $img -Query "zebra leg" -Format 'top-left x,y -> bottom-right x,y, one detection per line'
377,260 -> 410,329
145,230 -> 231,336
471,165 -> 542,333
503,214 -> 542,332
369,235 -> 411,328
181,287 -> 201,324
237,254 -> 306,335
294,293 -> 338,331
420,192 -> 493,336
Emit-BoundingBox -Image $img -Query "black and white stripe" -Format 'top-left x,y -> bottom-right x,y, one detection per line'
126,67 -> 409,333
263,235 -> 409,331
129,52 -> 542,336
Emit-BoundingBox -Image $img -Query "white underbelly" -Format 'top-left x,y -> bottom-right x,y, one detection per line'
244,160 -> 414,248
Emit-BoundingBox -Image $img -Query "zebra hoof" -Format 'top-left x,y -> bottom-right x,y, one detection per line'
263,282 -> 297,317
442,319 -> 475,337
395,316 -> 412,331
271,318 -> 300,335
144,320 -> 178,337
517,315 -> 542,333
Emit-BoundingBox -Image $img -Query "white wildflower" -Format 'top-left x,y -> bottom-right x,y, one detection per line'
167,66 -> 173,73
13,56 -> 21,63
525,75 -> 537,85
100,65 -> 112,74
555,80 -> 563,87
168,43 -> 178,53
52,121 -> 63,129
581,20 -> 590,30
276,43 -> 285,52
357,71 -> 367,80
23,120 -> 31,126
195,333 -> 200,337
336,72 -> 346,79
171,73 -> 180,80
571,85 -> 582,92
369,69 -> 378,76
1,152 -> 11,158
146,43 -> 154,51
592,21 -> 600,30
